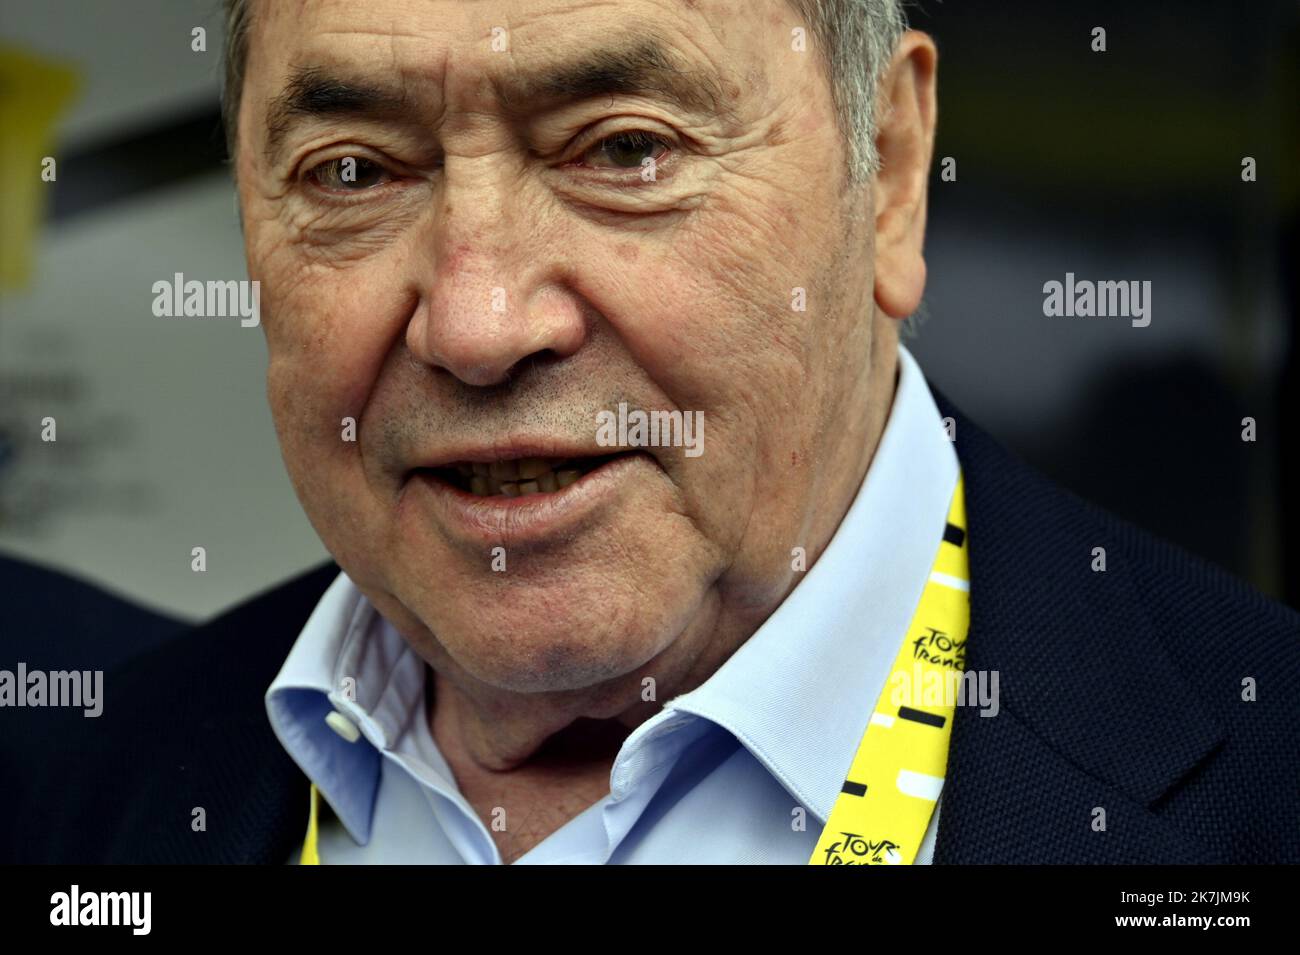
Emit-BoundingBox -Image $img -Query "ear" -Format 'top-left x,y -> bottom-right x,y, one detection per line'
872,31 -> 938,320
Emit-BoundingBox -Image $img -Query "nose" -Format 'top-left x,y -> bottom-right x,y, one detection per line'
406,208 -> 587,388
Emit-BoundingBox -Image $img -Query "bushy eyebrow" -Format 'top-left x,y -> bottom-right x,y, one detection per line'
262,34 -> 736,164
265,67 -> 411,163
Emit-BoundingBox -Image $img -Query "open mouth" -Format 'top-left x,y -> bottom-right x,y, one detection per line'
414,452 -> 635,498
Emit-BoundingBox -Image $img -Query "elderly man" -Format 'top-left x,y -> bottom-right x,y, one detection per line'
4,0 -> 1298,865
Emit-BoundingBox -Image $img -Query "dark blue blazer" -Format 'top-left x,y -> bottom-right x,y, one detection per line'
3,396 -> 1298,863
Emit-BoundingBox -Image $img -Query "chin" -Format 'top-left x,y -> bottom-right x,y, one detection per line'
419,570 -> 703,695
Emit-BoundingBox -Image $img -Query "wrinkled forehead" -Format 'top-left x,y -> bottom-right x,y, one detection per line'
246,0 -> 773,67
240,0 -> 794,154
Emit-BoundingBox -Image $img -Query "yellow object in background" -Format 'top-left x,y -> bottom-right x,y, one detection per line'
0,46 -> 80,291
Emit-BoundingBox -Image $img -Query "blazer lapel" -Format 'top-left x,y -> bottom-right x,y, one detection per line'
929,393 -> 1226,863
104,562 -> 338,863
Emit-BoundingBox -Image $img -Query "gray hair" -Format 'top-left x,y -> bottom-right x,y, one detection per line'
220,0 -> 906,184
783,0 -> 908,182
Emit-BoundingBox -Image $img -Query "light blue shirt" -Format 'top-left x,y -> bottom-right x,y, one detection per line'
266,344 -> 959,864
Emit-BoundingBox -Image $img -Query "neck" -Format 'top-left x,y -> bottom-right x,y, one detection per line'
428,590 -> 756,773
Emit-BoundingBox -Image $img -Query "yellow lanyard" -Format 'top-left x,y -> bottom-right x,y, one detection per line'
300,474 -> 968,866
810,472 -> 968,864
299,780 -> 321,865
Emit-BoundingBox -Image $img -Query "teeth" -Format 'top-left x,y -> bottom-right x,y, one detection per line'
453,457 -> 591,496
517,458 -> 551,480
490,459 -> 519,480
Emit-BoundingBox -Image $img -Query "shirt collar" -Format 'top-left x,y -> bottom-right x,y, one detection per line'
660,343 -> 959,821
265,573 -> 427,844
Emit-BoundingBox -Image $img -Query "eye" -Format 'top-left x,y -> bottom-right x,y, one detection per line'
305,156 -> 394,192
579,131 -> 671,171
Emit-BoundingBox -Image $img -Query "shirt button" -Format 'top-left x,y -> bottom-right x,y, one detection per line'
325,709 -> 361,743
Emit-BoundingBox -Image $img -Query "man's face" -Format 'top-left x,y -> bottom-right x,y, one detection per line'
238,0 -> 890,698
